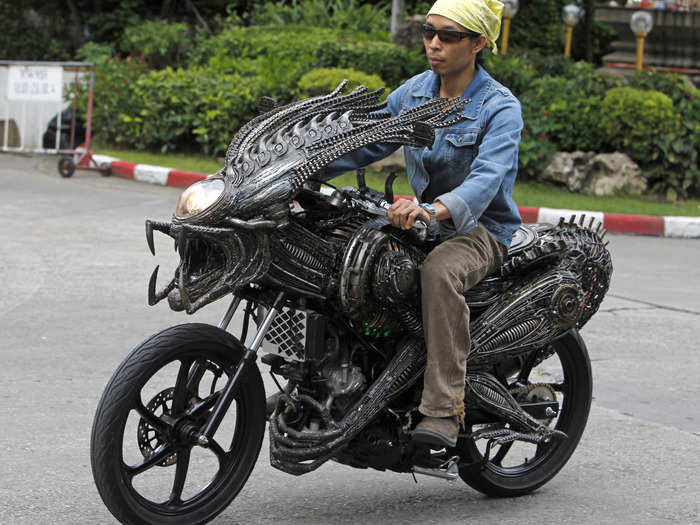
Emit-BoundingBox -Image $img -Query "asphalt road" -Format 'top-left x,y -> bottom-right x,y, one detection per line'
1,153 -> 699,524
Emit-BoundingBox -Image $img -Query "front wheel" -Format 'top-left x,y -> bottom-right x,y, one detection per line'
58,156 -> 75,178
91,323 -> 266,524
457,330 -> 592,497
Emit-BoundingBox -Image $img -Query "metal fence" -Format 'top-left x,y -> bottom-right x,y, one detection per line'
0,61 -> 93,154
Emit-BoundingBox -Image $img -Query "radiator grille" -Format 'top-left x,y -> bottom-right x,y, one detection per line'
261,308 -> 307,360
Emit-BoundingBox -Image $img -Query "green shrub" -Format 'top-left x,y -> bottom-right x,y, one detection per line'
626,72 -> 699,198
251,0 -> 390,38
518,72 -> 615,160
75,49 -> 148,146
78,49 -> 264,156
122,20 -> 191,69
516,51 -> 578,79
483,54 -> 536,98
518,132 -> 558,181
121,67 -> 264,156
644,96 -> 699,199
298,68 -> 388,98
316,41 -> 426,88
187,24 -> 425,92
601,87 -> 678,165
628,70 -> 696,107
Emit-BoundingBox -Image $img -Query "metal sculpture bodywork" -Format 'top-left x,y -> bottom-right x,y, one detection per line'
90,82 -> 613,522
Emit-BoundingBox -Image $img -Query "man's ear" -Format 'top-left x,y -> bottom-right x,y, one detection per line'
473,35 -> 487,54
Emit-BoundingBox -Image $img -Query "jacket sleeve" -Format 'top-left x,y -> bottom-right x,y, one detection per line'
435,97 -> 523,234
320,82 -> 408,179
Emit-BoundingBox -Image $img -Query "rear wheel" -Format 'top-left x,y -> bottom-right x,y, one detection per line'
457,330 -> 592,497
91,323 -> 266,524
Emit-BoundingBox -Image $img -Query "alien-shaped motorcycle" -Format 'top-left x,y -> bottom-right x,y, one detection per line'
91,83 -> 612,524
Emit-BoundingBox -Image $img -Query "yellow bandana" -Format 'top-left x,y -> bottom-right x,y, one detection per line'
427,0 -> 504,54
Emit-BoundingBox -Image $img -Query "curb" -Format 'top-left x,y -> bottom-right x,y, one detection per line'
94,155 -> 700,239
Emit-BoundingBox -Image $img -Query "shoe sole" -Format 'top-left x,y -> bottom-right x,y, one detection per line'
412,427 -> 457,449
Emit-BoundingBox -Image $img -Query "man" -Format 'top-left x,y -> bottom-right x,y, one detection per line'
331,0 -> 523,448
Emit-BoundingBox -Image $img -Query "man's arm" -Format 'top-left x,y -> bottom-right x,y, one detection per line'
389,97 -> 522,231
434,98 -> 523,233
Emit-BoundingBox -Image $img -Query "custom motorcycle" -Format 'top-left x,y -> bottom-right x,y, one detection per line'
91,82 -> 612,524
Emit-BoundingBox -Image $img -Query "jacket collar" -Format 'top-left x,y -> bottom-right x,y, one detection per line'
411,65 -> 491,120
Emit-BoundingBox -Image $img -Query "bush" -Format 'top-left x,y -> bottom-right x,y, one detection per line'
627,72 -> 699,198
484,52 -> 619,99
518,69 -> 619,161
188,25 -> 366,99
120,67 -> 264,156
75,49 -> 148,146
517,51 -> 579,79
315,41 -> 426,88
77,45 -> 265,156
644,96 -> 699,199
250,0 -> 390,39
483,54 -> 536,98
601,87 -> 678,165
628,70 -> 696,107
298,68 -> 388,98
190,25 -> 426,92
121,20 -> 191,69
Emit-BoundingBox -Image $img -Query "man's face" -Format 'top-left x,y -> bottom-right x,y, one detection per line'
423,14 -> 485,77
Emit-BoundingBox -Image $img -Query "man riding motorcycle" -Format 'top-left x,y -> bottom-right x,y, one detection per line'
329,0 -> 523,448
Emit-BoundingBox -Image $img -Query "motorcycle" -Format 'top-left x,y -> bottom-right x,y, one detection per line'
91,82 -> 612,524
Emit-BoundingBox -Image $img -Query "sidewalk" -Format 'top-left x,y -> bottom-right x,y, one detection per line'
89,153 -> 700,239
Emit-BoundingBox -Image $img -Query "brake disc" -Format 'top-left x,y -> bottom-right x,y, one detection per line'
137,387 -> 178,467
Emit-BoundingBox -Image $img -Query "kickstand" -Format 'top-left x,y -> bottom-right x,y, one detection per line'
411,471 -> 418,484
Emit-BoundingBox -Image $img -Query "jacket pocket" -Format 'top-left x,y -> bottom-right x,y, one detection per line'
444,129 -> 479,172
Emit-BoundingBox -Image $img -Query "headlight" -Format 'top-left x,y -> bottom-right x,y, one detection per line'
175,178 -> 225,219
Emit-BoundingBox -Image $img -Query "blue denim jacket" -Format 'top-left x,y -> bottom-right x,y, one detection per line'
328,66 -> 523,247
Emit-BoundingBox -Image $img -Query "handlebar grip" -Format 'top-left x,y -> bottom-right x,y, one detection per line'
412,219 -> 428,242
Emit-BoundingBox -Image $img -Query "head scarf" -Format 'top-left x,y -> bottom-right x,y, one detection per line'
427,0 -> 504,54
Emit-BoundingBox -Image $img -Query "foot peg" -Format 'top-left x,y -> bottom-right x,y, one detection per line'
412,456 -> 460,481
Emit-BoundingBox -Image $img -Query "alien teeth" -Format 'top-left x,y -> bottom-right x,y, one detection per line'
145,221 -> 156,255
148,265 -> 160,306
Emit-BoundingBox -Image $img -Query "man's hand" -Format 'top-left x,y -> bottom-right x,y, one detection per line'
387,199 -> 430,230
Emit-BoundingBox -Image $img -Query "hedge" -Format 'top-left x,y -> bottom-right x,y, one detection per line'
79,30 -> 697,197
298,68 -> 389,98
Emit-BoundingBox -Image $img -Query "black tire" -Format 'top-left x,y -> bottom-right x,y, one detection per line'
91,323 -> 266,524
457,330 -> 592,497
58,156 -> 75,178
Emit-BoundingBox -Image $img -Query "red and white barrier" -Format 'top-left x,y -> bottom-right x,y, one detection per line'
103,158 -> 700,238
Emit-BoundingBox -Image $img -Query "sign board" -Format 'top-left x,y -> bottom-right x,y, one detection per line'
7,65 -> 63,102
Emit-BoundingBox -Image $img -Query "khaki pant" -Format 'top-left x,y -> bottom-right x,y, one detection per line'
418,226 -> 509,418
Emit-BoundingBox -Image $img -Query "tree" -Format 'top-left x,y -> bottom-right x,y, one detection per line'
391,0 -> 405,36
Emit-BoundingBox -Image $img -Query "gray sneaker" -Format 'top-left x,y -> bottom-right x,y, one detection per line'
413,416 -> 459,448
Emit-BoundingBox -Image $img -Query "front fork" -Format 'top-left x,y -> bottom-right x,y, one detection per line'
192,292 -> 285,446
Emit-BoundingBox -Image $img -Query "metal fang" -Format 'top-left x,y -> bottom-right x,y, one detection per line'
145,220 -> 156,255
177,230 -> 186,258
148,265 -> 160,305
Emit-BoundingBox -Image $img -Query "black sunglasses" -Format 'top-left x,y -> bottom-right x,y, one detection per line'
422,24 -> 477,44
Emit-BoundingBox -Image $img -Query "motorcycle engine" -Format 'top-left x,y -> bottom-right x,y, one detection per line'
339,223 -> 426,337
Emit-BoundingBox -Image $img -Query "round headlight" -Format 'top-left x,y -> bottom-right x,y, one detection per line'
175,178 -> 225,219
